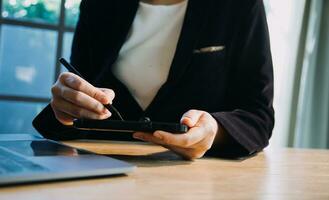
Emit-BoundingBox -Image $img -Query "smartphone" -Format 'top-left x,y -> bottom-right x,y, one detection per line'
73,119 -> 189,134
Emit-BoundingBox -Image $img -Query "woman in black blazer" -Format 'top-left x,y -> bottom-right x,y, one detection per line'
33,0 -> 274,159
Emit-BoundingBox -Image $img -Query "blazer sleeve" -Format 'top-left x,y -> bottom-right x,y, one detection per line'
32,0 -> 91,140
207,0 -> 274,158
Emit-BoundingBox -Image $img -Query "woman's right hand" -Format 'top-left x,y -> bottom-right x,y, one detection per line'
50,72 -> 115,126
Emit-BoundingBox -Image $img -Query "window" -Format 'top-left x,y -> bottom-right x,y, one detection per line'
263,0 -> 307,147
0,0 -> 81,135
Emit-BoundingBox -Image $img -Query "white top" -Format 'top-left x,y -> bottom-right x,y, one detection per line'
111,1 -> 188,110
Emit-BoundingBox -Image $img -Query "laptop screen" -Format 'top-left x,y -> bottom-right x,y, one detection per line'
0,140 -> 89,157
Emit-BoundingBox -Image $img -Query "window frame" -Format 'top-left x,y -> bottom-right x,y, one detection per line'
0,0 -> 77,103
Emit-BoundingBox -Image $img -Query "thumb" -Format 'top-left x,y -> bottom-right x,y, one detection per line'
99,88 -> 115,104
180,110 -> 203,128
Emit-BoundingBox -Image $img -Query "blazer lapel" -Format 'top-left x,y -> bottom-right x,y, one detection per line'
145,0 -> 212,114
94,0 -> 139,82
167,0 -> 212,85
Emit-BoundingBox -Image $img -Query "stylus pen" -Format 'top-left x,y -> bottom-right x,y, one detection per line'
59,58 -> 124,121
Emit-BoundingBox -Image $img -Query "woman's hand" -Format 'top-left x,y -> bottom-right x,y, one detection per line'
133,110 -> 220,160
50,72 -> 115,125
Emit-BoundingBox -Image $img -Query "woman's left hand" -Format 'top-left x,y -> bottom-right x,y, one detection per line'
133,109 -> 219,160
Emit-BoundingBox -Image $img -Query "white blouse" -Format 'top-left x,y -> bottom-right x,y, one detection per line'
111,1 -> 188,110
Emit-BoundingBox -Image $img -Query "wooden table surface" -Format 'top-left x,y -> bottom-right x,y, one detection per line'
0,140 -> 329,200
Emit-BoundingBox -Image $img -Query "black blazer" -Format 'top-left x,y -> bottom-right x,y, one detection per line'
33,0 -> 274,158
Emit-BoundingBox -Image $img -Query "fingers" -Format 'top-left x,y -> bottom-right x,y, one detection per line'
134,125 -> 205,149
151,110 -> 208,147
133,132 -> 166,146
132,110 -> 218,160
153,128 -> 205,148
99,88 -> 116,104
52,84 -> 109,115
51,72 -> 117,125
59,72 -> 115,104
181,110 -> 217,134
180,109 -> 204,127
133,132 -> 187,159
133,132 -> 206,160
134,111 -> 211,148
166,146 -> 203,160
51,97 -> 111,120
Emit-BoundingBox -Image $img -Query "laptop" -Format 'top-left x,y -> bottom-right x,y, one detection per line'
0,134 -> 136,186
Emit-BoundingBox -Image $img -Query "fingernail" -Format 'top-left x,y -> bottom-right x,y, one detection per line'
181,118 -> 192,127
66,77 -> 74,84
101,96 -> 108,104
154,132 -> 163,140
180,117 -> 188,123
102,107 -> 109,114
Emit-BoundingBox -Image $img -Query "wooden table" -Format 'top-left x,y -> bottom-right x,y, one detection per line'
0,140 -> 329,200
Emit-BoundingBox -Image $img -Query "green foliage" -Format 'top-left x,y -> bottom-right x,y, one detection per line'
3,0 -> 59,24
2,0 -> 80,27
65,0 -> 80,27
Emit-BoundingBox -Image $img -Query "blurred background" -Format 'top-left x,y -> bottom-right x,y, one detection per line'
0,0 -> 328,150
0,0 -> 79,134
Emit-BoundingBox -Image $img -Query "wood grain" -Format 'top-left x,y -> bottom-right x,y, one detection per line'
0,140 -> 328,200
